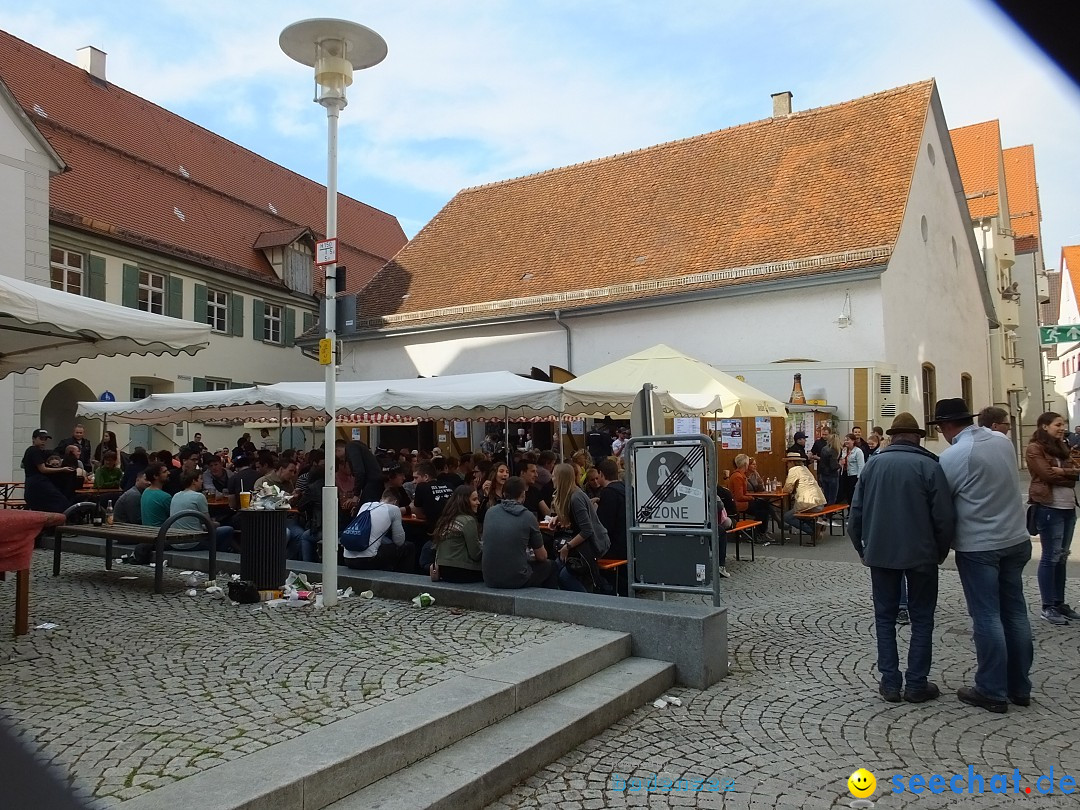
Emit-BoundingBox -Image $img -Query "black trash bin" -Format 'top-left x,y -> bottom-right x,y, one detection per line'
236,509 -> 288,590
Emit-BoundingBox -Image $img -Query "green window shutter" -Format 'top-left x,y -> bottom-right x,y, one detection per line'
230,293 -> 244,337
284,308 -> 296,347
192,377 -> 207,392
87,255 -> 106,301
122,264 -> 139,309
194,284 -> 208,325
252,299 -> 265,341
303,311 -> 315,333
230,381 -> 249,390
167,277 -> 184,318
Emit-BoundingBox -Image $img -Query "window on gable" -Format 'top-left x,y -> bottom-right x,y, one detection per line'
138,270 -> 165,314
263,303 -> 282,344
284,246 -> 313,295
206,289 -> 229,333
50,248 -> 84,295
922,363 -> 938,439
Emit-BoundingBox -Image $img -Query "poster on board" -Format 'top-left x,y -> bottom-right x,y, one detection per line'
453,420 -> 469,439
720,419 -> 742,449
756,431 -> 771,452
673,417 -> 700,435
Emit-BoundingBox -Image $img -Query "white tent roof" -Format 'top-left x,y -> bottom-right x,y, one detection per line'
77,372 -> 566,424
0,274 -> 211,379
561,344 -> 786,418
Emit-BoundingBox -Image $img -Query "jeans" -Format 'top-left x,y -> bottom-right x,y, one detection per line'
1035,505 -> 1075,608
784,507 -> 821,535
869,566 -> 938,691
820,473 -> 839,505
297,528 -> 321,563
954,541 -> 1034,702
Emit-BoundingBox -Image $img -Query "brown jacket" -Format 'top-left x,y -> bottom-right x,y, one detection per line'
1025,441 -> 1079,505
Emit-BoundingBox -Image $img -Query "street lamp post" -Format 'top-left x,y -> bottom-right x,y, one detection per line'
280,19 -> 387,608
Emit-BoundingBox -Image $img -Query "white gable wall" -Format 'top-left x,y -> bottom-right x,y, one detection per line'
880,107 -> 993,453
0,96 -> 59,478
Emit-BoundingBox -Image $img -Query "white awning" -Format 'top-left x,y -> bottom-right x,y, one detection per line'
0,274 -> 211,379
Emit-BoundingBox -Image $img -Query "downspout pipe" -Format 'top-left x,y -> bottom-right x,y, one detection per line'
554,309 -> 572,373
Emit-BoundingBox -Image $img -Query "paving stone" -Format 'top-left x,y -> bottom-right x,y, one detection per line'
0,551 -> 573,806
485,550 -> 1080,810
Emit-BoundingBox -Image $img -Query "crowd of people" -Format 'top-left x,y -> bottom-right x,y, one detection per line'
22,423 -> 635,594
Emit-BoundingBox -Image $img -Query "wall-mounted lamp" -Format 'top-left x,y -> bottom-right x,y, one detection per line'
836,291 -> 853,328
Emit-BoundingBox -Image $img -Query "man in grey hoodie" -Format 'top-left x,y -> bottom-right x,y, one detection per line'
849,412 -> 956,704
934,398 -> 1034,714
482,477 -> 558,589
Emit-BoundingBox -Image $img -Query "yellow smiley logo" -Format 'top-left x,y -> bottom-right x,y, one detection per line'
848,768 -> 876,798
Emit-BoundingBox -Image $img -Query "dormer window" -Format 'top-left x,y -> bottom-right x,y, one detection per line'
254,227 -> 315,294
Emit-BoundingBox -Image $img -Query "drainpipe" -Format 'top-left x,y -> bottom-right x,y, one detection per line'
554,309 -> 572,373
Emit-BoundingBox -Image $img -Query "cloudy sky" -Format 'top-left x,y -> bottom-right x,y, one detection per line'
1,1 -> 1077,263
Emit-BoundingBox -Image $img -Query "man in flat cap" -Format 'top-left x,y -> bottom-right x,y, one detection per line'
933,398 -> 1033,713
849,412 -> 955,704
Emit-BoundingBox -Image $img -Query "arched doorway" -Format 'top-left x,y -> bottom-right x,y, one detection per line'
41,378 -> 98,448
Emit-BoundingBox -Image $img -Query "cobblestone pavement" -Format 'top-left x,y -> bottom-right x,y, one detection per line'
0,551 -> 573,807
490,547 -> 1080,810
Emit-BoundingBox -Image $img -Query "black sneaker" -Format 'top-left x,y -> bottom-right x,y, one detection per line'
904,682 -> 941,703
879,683 -> 902,703
957,686 -> 1007,714
1009,694 -> 1031,707
1041,607 -> 1069,625
896,609 -> 910,626
1057,604 -> 1080,621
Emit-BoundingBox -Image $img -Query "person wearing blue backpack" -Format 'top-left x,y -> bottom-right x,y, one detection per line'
341,489 -> 415,572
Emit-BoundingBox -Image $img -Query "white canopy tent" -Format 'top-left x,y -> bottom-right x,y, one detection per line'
77,372 -> 566,424
0,274 -> 211,379
561,344 -> 786,418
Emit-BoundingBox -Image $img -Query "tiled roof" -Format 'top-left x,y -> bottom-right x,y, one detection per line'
357,80 -> 936,330
0,30 -> 407,293
949,120 -> 1002,220
253,227 -> 314,251
1064,246 -> 1080,318
1003,145 -> 1041,253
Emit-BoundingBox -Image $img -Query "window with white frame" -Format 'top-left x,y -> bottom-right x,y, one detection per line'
205,379 -> 231,391
263,303 -> 282,344
206,289 -> 228,333
50,248 -> 84,294
138,270 -> 165,314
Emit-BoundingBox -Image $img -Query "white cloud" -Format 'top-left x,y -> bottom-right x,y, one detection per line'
2,0 -> 1077,247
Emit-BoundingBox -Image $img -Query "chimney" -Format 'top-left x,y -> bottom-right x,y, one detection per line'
771,91 -> 793,117
76,46 -> 107,82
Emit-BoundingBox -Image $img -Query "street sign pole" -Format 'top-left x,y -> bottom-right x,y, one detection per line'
624,433 -> 721,607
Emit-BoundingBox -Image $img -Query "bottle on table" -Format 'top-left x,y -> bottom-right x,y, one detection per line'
105,500 -> 114,526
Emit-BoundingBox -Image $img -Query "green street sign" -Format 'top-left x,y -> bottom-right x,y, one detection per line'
1040,325 -> 1080,345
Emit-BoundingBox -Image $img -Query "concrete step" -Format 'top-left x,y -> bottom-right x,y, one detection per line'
121,627 -> 632,810
325,657 -> 675,810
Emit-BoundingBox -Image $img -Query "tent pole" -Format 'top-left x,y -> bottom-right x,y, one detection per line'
504,407 -> 510,469
558,413 -> 564,462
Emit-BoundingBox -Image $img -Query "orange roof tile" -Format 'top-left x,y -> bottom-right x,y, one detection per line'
0,30 -> 406,293
1003,145 -> 1041,251
1064,246 -> 1080,314
949,120 -> 1002,220
358,80 -> 935,329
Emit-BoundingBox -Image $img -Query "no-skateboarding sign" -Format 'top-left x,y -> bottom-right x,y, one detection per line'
632,443 -> 708,526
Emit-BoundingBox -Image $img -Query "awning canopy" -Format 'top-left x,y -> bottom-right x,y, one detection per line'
561,344 -> 786,418
77,372 -> 566,424
0,274 -> 211,379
